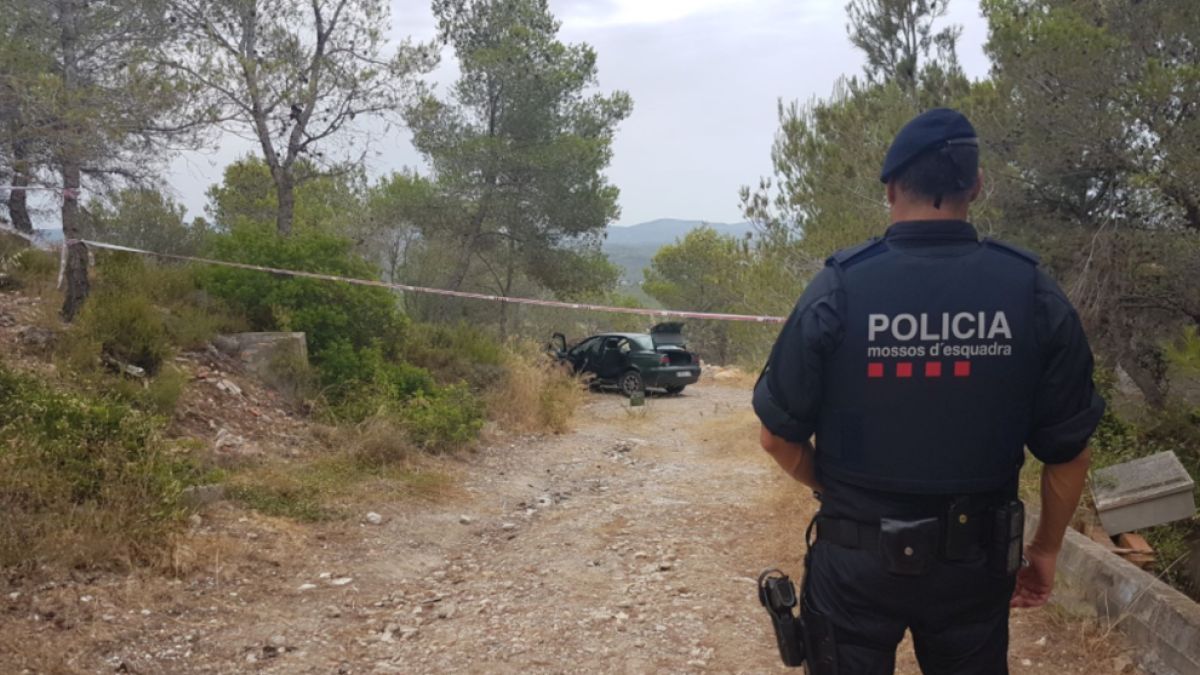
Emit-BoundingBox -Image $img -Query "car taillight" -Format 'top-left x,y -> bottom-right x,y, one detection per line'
661,354 -> 670,366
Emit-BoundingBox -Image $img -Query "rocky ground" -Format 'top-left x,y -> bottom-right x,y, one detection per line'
1,376 -> 1143,675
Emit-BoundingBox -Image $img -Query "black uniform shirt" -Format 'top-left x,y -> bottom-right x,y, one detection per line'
752,220 -> 1106,520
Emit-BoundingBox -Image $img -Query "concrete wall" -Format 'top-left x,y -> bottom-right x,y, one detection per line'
1028,513 -> 1200,675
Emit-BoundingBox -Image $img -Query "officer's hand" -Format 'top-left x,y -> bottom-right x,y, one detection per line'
1010,544 -> 1057,609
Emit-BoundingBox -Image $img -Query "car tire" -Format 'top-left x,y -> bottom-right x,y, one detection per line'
665,385 -> 685,396
620,370 -> 644,398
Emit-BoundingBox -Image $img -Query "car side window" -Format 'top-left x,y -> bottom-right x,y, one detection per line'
618,339 -> 632,354
572,337 -> 598,356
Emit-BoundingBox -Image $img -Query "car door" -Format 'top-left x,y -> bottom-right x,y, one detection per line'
593,337 -> 627,381
566,337 -> 600,373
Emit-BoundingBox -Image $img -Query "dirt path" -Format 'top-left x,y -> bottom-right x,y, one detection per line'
2,383 -> 1139,674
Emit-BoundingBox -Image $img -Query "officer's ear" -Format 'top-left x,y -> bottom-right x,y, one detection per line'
886,180 -> 899,206
968,169 -> 983,203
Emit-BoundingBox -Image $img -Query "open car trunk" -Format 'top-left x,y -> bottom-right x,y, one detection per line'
651,323 -> 694,365
651,322 -> 686,348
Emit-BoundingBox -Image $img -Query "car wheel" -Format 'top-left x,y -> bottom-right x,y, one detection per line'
620,370 -> 644,398
665,385 -> 685,395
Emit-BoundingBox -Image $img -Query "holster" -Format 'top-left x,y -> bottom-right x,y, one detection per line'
757,569 -> 805,667
758,519 -> 839,674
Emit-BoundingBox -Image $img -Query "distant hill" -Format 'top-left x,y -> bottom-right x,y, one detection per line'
603,219 -> 754,287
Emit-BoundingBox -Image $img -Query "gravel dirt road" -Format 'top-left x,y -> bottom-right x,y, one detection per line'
1,382 -> 1140,674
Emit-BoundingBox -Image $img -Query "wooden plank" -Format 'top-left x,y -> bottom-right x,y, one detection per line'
1118,532 -> 1152,552
1116,533 -> 1155,570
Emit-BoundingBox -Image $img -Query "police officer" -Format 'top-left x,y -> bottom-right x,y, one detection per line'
753,108 -> 1105,675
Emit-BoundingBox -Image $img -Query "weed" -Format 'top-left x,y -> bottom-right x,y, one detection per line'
264,339 -> 320,403
486,344 -> 585,434
347,415 -> 413,468
0,364 -> 209,571
226,453 -> 450,522
403,384 -> 486,454
404,321 -> 506,387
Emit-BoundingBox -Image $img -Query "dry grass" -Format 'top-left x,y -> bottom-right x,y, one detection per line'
486,343 -> 587,434
697,408 -> 815,564
224,446 -> 453,522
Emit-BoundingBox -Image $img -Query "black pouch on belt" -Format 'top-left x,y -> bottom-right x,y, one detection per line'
989,500 -> 1025,578
879,517 -> 940,576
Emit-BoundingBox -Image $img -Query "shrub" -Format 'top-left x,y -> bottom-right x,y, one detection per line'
487,344 -> 586,434
201,225 -> 406,368
404,321 -> 506,387
402,384 -> 486,454
71,289 -> 172,374
0,236 -> 58,290
0,365 -> 209,570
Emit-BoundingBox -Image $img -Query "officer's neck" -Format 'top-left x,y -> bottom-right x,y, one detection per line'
890,200 -> 971,224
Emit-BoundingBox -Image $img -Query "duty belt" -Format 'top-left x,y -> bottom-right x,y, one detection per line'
815,514 -> 985,553
814,498 -> 1027,577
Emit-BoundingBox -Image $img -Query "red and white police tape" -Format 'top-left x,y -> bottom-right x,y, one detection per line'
1,225 -> 787,324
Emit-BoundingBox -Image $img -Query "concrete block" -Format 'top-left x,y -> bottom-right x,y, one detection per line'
1091,452 -> 1196,535
217,332 -> 309,385
1028,511 -> 1200,675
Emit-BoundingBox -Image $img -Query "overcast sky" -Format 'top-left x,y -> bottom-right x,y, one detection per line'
167,0 -> 992,228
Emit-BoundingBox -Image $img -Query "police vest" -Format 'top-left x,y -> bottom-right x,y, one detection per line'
816,238 -> 1042,495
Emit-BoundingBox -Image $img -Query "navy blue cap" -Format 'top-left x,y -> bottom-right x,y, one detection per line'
880,108 -> 978,183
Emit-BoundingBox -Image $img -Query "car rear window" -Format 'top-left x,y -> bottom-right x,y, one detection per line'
631,336 -> 654,351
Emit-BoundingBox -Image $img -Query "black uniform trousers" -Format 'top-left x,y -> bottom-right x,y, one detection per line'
806,538 -> 1018,675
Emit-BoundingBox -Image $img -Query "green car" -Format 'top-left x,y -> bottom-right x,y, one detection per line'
549,323 -> 703,397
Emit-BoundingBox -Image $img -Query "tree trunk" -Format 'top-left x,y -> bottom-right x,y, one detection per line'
59,0 -> 89,322
499,242 -> 516,340
447,208 -> 487,292
1122,351 -> 1168,411
60,162 -> 88,322
6,136 -> 34,234
276,168 -> 295,236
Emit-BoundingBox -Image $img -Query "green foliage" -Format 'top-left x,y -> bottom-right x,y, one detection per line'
1167,327 -> 1200,375
644,227 -> 770,364
201,224 -> 407,374
58,253 -> 240,414
173,0 -> 434,234
204,157 -> 368,234
403,321 -> 507,387
402,384 -> 486,454
407,0 -> 632,301
71,287 -> 172,375
847,0 -> 959,91
226,452 -> 451,522
66,252 -> 238,368
83,188 -> 209,256
0,364 -> 209,569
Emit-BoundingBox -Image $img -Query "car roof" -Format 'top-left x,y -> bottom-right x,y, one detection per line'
592,333 -> 650,339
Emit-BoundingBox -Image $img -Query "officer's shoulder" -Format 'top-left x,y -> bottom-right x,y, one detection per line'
982,238 -> 1040,266
825,237 -> 888,269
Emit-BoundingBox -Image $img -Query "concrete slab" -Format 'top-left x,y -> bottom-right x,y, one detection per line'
1091,452 -> 1196,535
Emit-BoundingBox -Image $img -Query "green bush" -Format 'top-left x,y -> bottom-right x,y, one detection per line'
404,321 -> 506,387
0,364 -> 210,570
402,384 -> 486,454
72,289 -> 172,375
201,225 -> 406,371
